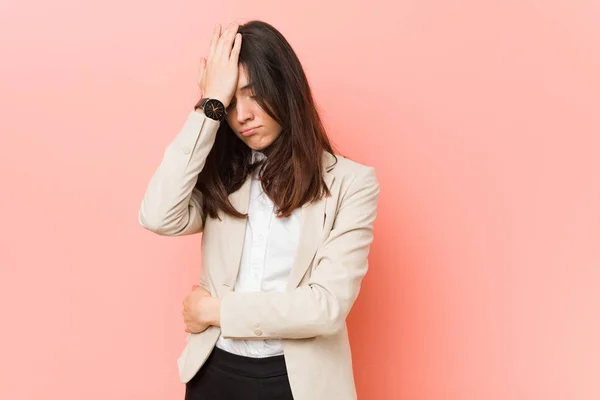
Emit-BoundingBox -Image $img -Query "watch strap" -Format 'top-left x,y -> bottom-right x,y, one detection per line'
194,97 -> 207,111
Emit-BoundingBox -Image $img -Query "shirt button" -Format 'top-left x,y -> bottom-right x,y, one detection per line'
254,329 -> 263,336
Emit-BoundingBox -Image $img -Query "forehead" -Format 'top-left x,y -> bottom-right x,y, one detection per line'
236,65 -> 251,90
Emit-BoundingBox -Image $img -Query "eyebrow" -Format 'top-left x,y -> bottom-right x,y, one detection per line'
240,83 -> 254,91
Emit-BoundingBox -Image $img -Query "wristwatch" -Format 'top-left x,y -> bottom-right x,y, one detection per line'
194,97 -> 227,122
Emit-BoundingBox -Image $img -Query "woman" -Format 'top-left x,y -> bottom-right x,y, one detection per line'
139,19 -> 380,400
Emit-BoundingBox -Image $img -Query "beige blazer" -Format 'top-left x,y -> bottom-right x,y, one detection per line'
138,110 -> 380,400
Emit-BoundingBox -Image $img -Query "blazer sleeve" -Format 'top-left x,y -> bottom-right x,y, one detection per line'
138,110 -> 221,236
219,166 -> 380,339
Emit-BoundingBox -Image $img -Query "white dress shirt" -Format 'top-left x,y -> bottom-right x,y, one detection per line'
215,149 -> 302,358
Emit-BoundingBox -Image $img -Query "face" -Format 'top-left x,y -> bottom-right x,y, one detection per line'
226,65 -> 283,151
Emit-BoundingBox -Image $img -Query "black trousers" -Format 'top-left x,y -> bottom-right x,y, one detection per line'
185,347 -> 294,400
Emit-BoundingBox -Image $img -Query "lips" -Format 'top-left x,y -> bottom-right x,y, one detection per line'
241,126 -> 261,136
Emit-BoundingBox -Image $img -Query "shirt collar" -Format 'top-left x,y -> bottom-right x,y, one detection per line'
251,149 -> 267,163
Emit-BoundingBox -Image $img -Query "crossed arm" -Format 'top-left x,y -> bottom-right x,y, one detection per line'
217,167 -> 380,339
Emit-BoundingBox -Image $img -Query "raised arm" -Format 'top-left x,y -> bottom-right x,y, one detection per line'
139,22 -> 242,236
138,110 -> 220,236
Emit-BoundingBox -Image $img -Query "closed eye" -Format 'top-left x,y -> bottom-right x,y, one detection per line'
227,96 -> 258,109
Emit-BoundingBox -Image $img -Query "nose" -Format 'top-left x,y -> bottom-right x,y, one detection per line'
236,100 -> 254,124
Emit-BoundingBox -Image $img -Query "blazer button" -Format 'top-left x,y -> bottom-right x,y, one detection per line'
182,146 -> 191,154
254,328 -> 263,336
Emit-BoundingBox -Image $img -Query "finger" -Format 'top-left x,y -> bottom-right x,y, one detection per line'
216,22 -> 238,58
230,33 -> 242,63
208,23 -> 221,60
196,58 -> 205,87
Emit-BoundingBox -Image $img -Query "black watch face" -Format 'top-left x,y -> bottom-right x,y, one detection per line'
204,99 -> 226,121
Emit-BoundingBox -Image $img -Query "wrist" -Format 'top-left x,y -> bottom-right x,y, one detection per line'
202,94 -> 230,109
208,297 -> 221,327
193,97 -> 205,112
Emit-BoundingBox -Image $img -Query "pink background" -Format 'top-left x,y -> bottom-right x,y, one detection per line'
1,0 -> 599,399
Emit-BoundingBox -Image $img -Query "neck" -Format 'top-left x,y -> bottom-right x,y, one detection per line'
261,145 -> 274,158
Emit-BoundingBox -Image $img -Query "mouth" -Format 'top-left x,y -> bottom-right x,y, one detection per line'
240,126 -> 261,137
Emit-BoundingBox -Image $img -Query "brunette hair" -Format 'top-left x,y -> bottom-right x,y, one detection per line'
196,20 -> 337,221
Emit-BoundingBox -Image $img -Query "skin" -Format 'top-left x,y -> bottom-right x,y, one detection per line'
225,63 -> 283,152
196,21 -> 283,152
182,284 -> 219,334
183,21 -> 283,334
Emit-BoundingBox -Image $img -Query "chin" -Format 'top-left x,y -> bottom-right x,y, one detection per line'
248,144 -> 270,152
243,136 -> 276,151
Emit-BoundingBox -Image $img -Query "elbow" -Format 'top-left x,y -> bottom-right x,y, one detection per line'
310,287 -> 347,336
290,314 -> 344,338
318,318 -> 345,336
138,206 -> 163,234
138,203 -> 170,235
322,311 -> 346,336
138,204 -> 193,236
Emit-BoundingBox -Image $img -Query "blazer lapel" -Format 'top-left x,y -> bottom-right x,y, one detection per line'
286,152 -> 336,291
220,151 -> 337,290
221,173 -> 252,287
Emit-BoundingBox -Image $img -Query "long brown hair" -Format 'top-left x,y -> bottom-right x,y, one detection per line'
196,20 -> 337,221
